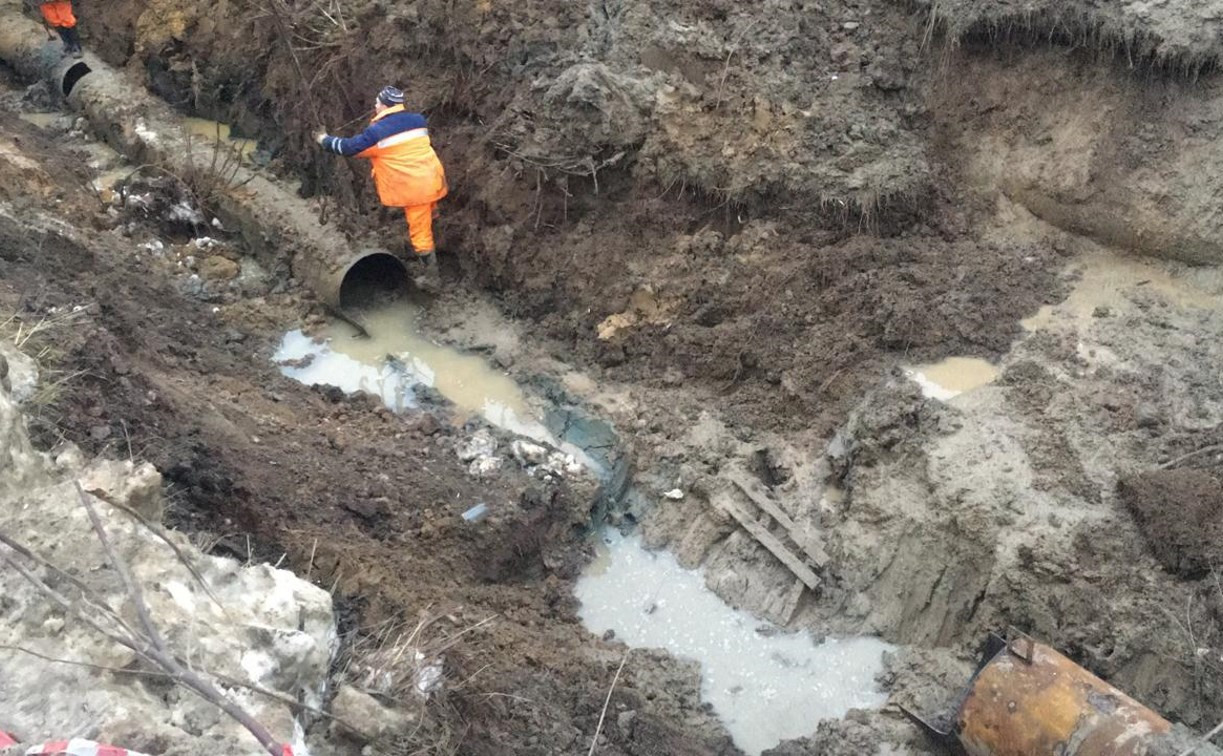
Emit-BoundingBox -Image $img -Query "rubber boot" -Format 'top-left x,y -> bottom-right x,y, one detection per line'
62,26 -> 83,58
414,250 -> 441,294
55,27 -> 73,54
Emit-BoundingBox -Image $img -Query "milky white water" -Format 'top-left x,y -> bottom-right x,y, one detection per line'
576,530 -> 892,755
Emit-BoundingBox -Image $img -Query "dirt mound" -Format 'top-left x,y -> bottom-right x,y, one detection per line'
1120,468 -> 1223,578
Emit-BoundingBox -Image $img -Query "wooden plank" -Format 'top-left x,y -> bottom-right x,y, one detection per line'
779,577 -> 805,625
731,473 -> 830,569
731,474 -> 797,531
715,496 -> 821,591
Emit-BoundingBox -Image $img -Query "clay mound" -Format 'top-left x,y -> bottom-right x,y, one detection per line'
910,0 -> 1223,70
1119,468 -> 1223,578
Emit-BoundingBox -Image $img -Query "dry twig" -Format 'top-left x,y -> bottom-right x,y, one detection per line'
587,652 -> 629,756
72,482 -> 286,754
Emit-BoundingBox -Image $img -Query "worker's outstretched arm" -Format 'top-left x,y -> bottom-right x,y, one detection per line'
317,124 -> 381,157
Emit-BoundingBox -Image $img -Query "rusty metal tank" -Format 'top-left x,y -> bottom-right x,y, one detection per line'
903,632 -> 1221,756
956,634 -> 1171,755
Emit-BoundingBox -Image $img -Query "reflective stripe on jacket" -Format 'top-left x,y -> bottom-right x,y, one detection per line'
321,105 -> 448,208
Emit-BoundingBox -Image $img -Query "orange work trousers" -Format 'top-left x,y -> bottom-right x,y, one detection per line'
40,0 -> 76,28
404,203 -> 438,254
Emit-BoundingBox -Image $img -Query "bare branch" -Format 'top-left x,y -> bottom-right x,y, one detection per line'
1177,718 -> 1223,756
72,483 -> 286,755
87,487 -> 224,610
76,482 -> 170,657
1,644 -> 369,736
0,529 -> 142,642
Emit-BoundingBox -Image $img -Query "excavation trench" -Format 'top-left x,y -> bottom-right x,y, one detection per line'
10,9 -> 1223,753
0,14 -> 396,315
0,33 -> 899,752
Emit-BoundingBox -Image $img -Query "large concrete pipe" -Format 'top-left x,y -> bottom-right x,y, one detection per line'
0,10 -> 404,311
907,633 -> 1223,756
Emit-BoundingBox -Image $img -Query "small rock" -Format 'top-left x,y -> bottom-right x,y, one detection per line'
468,456 -> 503,477
830,42 -> 859,65
1092,305 -> 1112,318
512,439 -> 548,466
79,459 -> 165,520
662,488 -> 684,500
89,425 -> 112,442
456,429 -> 497,462
199,255 -> 240,281
842,20 -> 860,29
406,413 -> 442,436
545,451 -> 584,476
330,685 -> 414,743
1135,403 -> 1161,429
617,710 -> 637,732
342,498 -> 384,520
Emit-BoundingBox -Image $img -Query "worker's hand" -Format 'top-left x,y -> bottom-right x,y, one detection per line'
314,131 -> 328,146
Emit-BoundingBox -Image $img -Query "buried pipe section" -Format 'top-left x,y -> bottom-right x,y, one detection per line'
329,250 -> 410,311
907,632 -> 1223,756
0,11 -> 396,315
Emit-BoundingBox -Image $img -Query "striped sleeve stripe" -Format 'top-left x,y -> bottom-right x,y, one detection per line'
375,128 -> 429,149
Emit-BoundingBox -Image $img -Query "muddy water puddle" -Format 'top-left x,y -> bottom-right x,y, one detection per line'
183,118 -> 257,161
273,300 -> 597,461
905,252 -> 1220,400
577,530 -> 892,755
1023,251 -> 1220,331
905,356 -> 999,401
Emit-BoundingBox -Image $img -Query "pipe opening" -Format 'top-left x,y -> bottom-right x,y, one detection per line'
60,61 -> 91,97
339,252 -> 409,310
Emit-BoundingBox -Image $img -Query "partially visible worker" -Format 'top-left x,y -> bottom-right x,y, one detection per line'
315,86 -> 448,289
36,0 -> 83,58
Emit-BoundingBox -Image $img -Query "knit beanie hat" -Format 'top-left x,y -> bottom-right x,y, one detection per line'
377,86 -> 405,106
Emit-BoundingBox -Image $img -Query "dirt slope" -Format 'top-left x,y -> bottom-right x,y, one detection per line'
8,0 -> 1223,750
0,106 -> 735,755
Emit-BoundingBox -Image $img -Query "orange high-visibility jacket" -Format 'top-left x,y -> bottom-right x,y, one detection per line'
320,105 -> 447,208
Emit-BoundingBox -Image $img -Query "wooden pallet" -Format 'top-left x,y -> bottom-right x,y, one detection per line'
712,472 -> 830,623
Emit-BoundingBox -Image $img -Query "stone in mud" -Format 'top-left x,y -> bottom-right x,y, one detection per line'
199,255 -> 240,281
512,439 -> 548,466
456,429 -> 497,462
468,455 -> 503,477
78,458 -> 165,520
329,684 -> 415,742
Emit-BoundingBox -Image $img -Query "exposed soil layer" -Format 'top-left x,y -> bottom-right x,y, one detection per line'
7,0 -> 1223,750
75,0 -> 1081,438
912,0 -> 1223,69
0,106 -> 734,755
1120,469 -> 1223,579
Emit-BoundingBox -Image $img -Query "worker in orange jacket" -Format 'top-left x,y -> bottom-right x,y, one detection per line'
36,0 -> 82,58
316,86 -> 448,288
